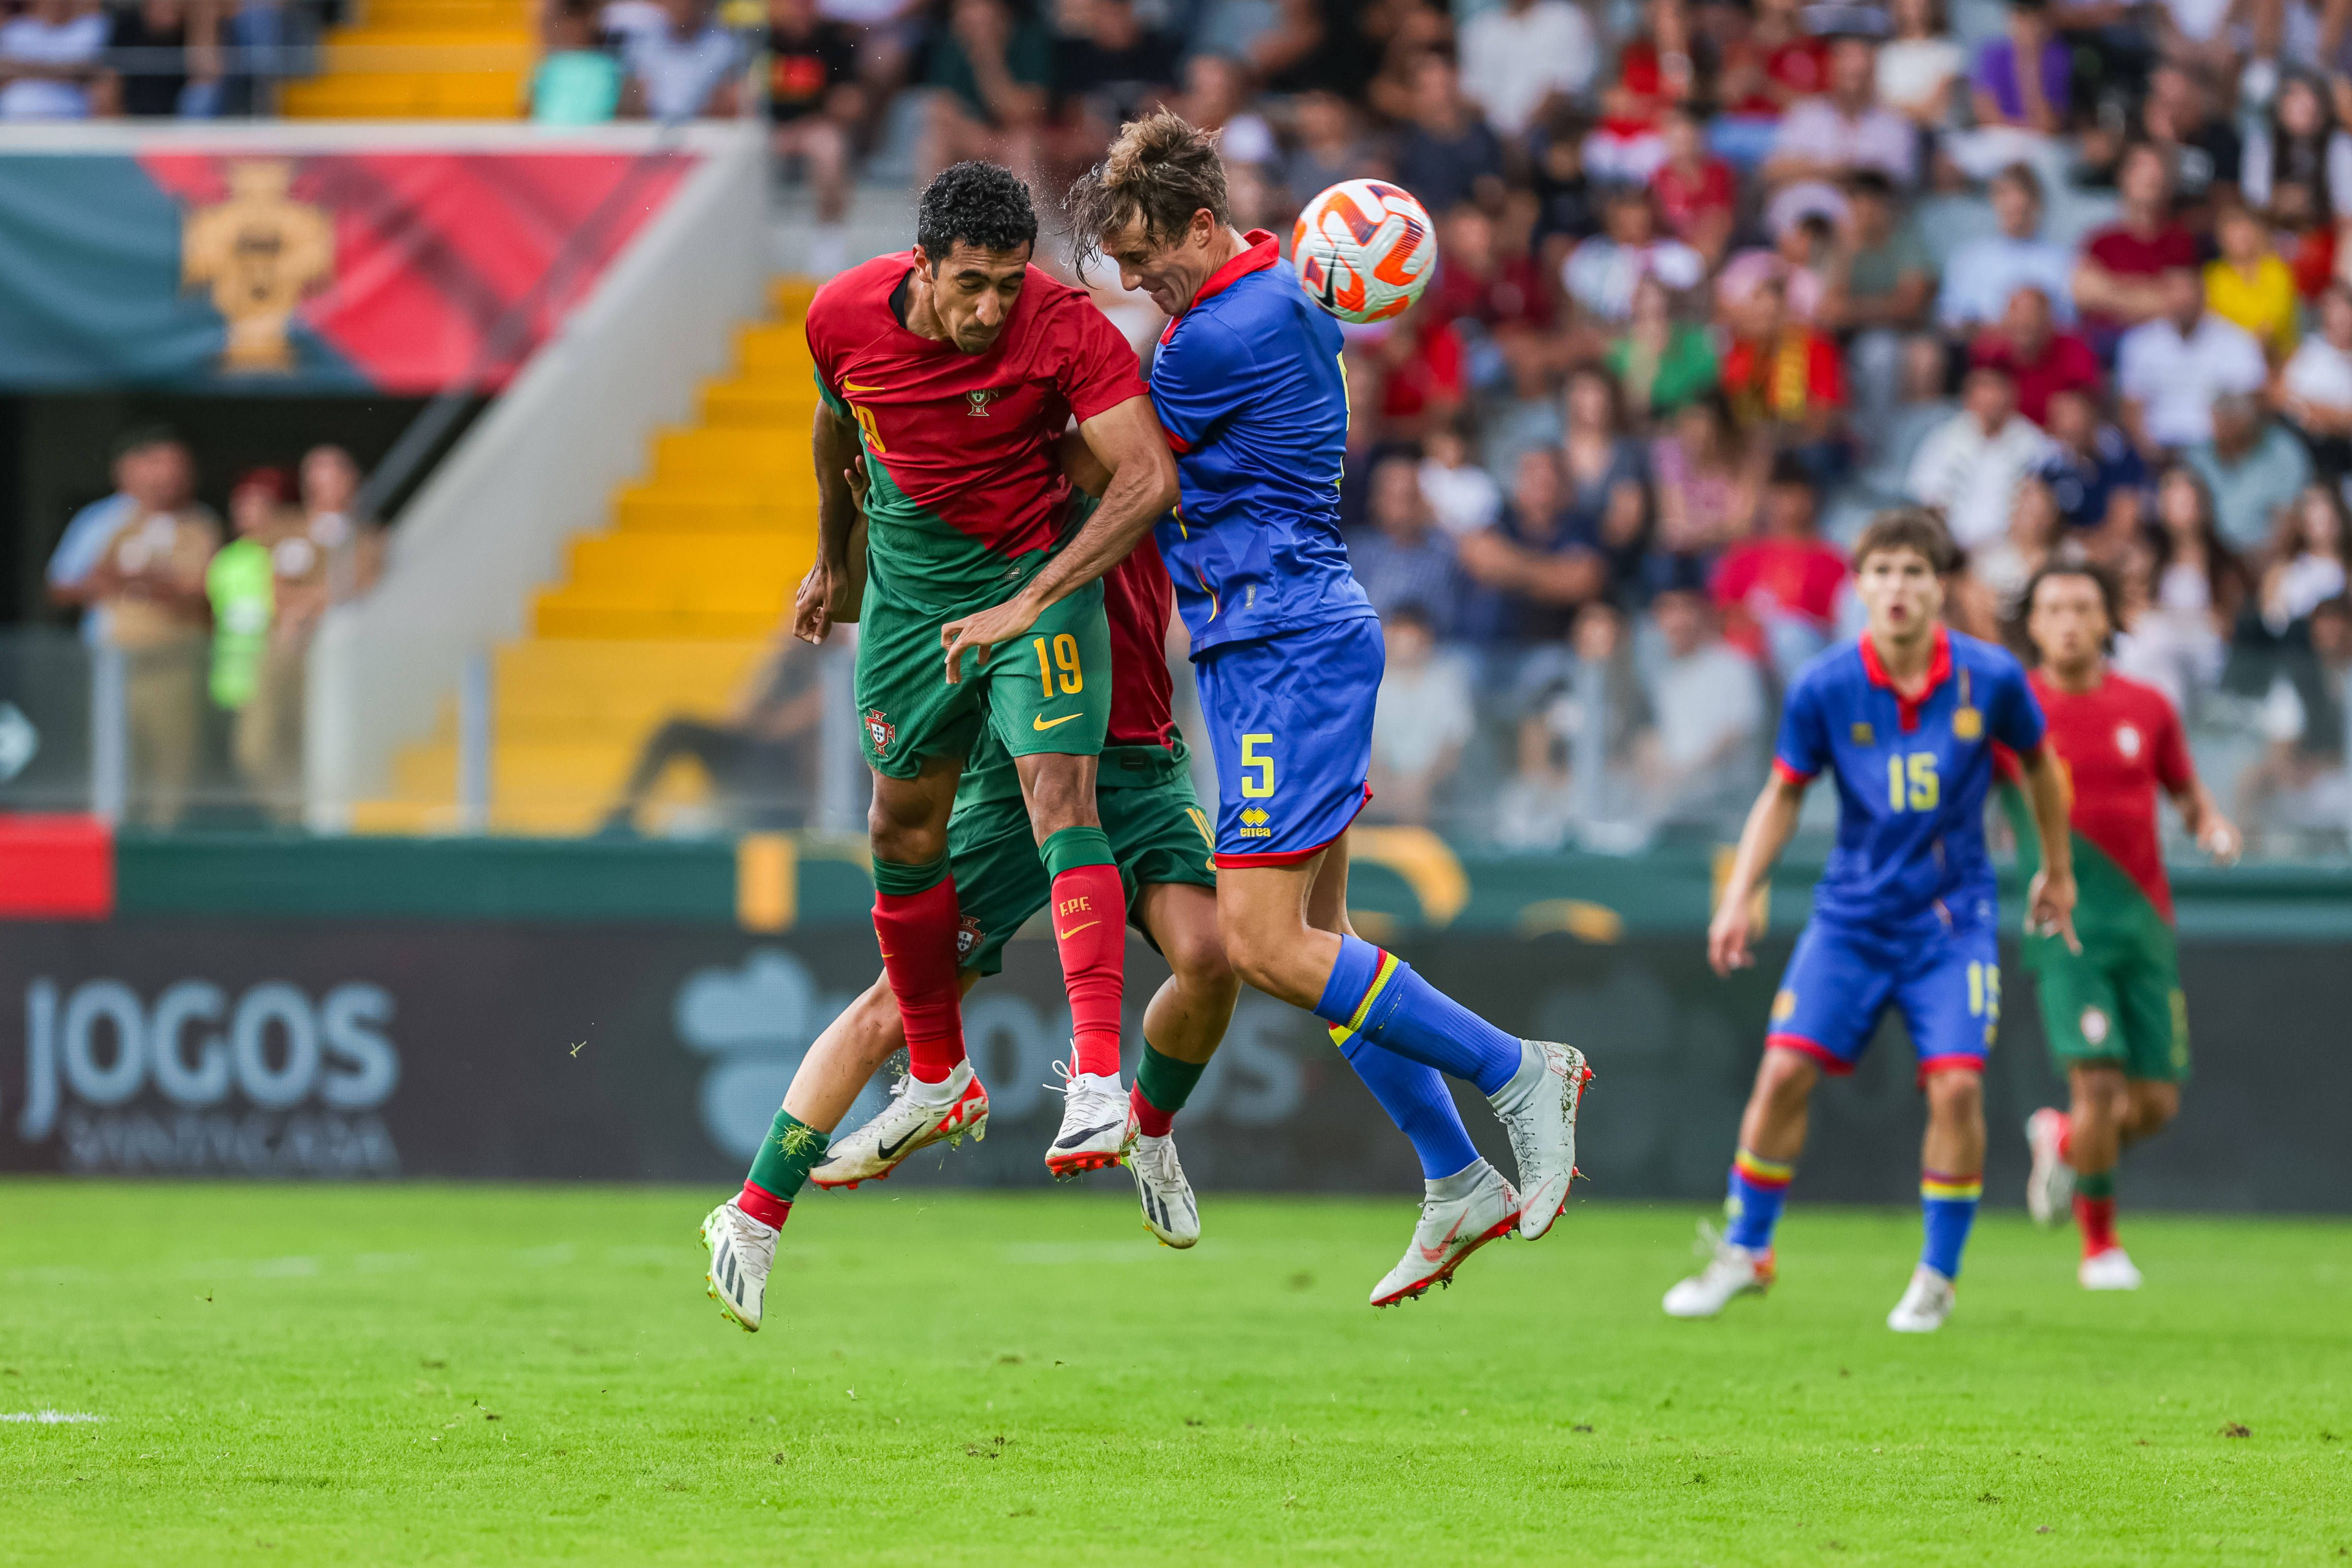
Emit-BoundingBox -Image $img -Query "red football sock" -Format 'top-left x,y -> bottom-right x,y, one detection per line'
2075,1193 -> 2118,1258
737,1181 -> 791,1230
1051,864 -> 1125,1076
1129,1082 -> 1174,1139
872,879 -> 966,1083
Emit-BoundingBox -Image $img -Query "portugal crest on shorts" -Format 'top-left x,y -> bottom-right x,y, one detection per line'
956,914 -> 984,960
864,708 -> 896,755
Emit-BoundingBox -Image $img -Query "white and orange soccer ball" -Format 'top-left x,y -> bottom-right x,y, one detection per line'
1291,179 -> 1438,324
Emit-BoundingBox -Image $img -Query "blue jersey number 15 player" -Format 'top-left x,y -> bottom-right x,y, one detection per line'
940,111 -> 1593,1306
1665,511 -> 2079,1333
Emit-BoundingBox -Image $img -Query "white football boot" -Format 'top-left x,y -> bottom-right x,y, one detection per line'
808,1060 -> 988,1190
1130,1131 -> 1200,1248
2024,1108 -> 2075,1227
1886,1265 -> 1957,1332
1044,1051 -> 1132,1178
1662,1232 -> 1776,1319
2079,1247 -> 2143,1291
1368,1161 -> 1521,1307
700,1199 -> 779,1332
1489,1040 -> 1592,1239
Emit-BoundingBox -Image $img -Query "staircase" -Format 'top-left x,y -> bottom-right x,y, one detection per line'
279,0 -> 534,119
355,277 -> 822,834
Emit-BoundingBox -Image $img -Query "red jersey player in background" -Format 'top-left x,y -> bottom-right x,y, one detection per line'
2002,563 -> 2240,1291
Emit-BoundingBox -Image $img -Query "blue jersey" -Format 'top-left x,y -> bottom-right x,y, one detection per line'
1775,627 -> 2046,936
1148,230 -> 1376,655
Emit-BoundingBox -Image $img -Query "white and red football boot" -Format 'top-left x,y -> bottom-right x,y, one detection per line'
808,1060 -> 988,1190
1368,1161 -> 1521,1306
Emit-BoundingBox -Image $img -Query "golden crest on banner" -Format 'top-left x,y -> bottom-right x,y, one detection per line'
181,161 -> 334,373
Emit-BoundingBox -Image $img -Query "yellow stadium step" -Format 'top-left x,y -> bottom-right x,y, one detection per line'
280,70 -> 523,118
280,0 -> 532,120
363,277 -> 829,834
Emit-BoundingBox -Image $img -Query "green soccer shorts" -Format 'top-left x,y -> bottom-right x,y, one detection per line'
854,577 -> 1113,779
944,746 -> 1217,978
2025,925 -> 2190,1084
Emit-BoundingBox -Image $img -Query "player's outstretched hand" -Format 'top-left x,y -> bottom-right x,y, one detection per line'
2026,868 -> 2081,954
791,561 -> 833,645
1707,895 -> 1755,978
939,598 -> 1039,685
2198,812 -> 2242,866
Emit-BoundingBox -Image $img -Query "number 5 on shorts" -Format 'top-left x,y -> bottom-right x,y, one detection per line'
1241,733 -> 1275,798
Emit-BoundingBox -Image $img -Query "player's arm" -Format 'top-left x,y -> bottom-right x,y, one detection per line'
1707,770 -> 1808,977
2170,777 -> 2242,864
938,394 -> 1176,681
2014,742 -> 2081,952
793,401 -> 868,644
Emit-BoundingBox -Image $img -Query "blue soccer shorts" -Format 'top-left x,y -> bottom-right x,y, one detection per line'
1765,916 -> 2002,1084
1192,616 -> 1380,866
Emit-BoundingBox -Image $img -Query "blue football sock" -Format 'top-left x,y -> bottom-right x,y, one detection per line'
1724,1147 -> 1793,1252
1313,934 -> 1523,1095
1919,1170 -> 1982,1278
1333,1028 -> 1479,1180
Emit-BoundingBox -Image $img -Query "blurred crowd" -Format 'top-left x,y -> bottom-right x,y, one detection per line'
44,429 -> 379,828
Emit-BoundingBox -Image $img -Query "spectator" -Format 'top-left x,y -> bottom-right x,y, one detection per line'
1393,52 -> 1505,215
2138,62 -> 2239,217
1171,54 -> 1279,173
1968,0 -> 2067,136
1561,183 -> 1704,325
1719,273 -> 1848,480
0,0 -> 109,118
1052,0 -> 1175,141
1819,170 -> 1934,435
2115,266 -> 2268,454
1906,363 -> 2057,548
2233,594 -> 2351,850
1712,455 -> 1848,674
292,443 -> 382,604
2184,392 -> 2313,553
225,468 -> 312,823
1937,162 -> 2076,333
108,0 -> 218,117
1368,306 -> 1466,444
1968,284 -> 2100,427
2204,202 -> 2301,363
1607,272 -> 1719,419
47,429 -> 177,637
918,0 -> 1050,179
2123,464 -> 2247,703
1586,0 -> 1686,181
762,0 -> 863,246
1283,89 -> 1382,204
2269,177 -> 2339,305
2241,70 -> 2352,217
1527,100 -> 1601,270
1652,391 -> 1757,557
1459,447 -> 1607,639
1416,418 -> 1502,538
1458,0 -> 1596,140
2278,281 -> 2352,477
1351,452 -> 1465,630
1639,585 -> 1767,827
1960,472 -> 2069,630
2036,385 -> 2147,535
1559,363 -> 1649,522
2253,483 -> 2351,637
1367,602 -> 1475,827
70,436 -> 220,829
622,0 -> 746,121
1650,105 -> 1738,263
2073,141 -> 2199,350
1763,35 -> 1917,207
1499,599 -> 1649,847
205,468 -> 283,729
1423,203 -> 1556,395
533,0 -> 626,125
1876,0 -> 1963,127
603,632 -> 826,832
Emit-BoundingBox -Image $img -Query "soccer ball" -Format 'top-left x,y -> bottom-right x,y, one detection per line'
1291,180 -> 1438,324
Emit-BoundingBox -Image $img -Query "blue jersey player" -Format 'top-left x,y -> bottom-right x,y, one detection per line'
944,111 -> 1593,1306
1665,511 -> 2080,1333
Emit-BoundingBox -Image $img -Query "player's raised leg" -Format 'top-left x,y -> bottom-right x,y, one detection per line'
1126,880 -> 1240,1246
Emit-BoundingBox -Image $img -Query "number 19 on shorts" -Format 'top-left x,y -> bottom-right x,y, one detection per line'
1032,634 -> 1083,696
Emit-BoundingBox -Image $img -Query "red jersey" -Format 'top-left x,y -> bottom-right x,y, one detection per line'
1103,534 -> 1177,749
2027,669 -> 2195,921
804,252 -> 1147,604
1969,330 -> 2102,427
1712,536 -> 1847,658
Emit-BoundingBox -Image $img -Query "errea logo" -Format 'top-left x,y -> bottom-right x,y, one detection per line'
1238,806 -> 1272,839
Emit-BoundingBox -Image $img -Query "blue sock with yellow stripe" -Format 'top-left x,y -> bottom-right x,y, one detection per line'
1919,1169 -> 1982,1278
1312,934 -> 1523,1094
1330,1028 -> 1479,1180
1724,1147 -> 1793,1252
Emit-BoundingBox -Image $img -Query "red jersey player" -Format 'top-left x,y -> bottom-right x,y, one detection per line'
2003,563 -> 2239,1292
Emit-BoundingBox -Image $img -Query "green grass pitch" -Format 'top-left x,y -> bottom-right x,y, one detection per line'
1,1182 -> 2344,1565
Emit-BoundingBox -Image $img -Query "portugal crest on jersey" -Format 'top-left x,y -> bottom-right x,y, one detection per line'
966,388 -> 996,417
864,708 -> 896,755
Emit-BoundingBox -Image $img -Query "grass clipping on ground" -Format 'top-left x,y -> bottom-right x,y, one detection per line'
0,1183 -> 2344,1566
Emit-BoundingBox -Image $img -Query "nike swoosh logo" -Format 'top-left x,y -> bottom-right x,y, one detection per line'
842,381 -> 885,393
877,1125 -> 923,1160
1054,1121 -> 1121,1149
1417,1214 -> 1468,1263
1033,713 -> 1082,731
1056,921 -> 1100,940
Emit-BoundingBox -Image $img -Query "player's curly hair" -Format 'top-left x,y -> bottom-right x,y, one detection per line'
1064,109 -> 1231,277
2018,560 -> 2124,656
1852,508 -> 1959,575
915,161 -> 1039,267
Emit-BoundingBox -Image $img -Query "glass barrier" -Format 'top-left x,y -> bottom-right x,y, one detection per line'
4,623 -> 2345,861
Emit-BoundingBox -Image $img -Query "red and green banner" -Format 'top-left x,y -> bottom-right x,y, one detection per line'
0,148 -> 693,393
